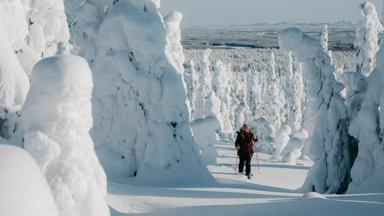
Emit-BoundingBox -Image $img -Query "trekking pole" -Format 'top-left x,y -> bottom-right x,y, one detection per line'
255,150 -> 261,174
235,156 -> 238,174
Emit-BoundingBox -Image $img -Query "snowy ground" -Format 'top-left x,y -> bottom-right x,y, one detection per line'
107,139 -> 384,216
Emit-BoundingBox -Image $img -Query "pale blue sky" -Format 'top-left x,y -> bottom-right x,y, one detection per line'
160,0 -> 383,26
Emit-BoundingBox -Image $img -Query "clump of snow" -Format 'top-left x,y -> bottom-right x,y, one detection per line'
302,192 -> 327,199
248,117 -> 275,154
273,124 -> 291,160
21,55 -> 109,216
0,144 -> 59,216
341,71 -> 367,118
281,129 -> 308,164
191,117 -> 220,165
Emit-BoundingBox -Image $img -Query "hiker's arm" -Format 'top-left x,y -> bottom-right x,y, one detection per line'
252,134 -> 258,142
235,135 -> 240,150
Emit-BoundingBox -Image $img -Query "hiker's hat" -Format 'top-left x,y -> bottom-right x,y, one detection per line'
241,124 -> 248,130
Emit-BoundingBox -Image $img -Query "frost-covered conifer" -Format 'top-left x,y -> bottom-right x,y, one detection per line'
65,0 -> 211,183
0,22 -> 30,139
348,35 -> 384,192
280,27 -> 355,194
0,0 -> 69,139
355,0 -> 383,77
21,55 -> 109,216
165,11 -> 185,74
321,25 -> 329,52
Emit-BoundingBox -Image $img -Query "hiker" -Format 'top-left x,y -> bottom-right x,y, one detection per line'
235,124 -> 258,179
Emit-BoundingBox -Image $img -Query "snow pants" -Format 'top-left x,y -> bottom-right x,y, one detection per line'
238,153 -> 253,175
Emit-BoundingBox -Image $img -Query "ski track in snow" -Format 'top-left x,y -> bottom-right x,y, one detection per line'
107,139 -> 384,216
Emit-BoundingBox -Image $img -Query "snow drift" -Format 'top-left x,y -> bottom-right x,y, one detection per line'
0,144 -> 59,216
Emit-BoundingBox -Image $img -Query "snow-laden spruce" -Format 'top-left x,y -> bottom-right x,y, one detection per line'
1,0 -> 70,76
65,0 -> 212,184
321,24 -> 333,63
165,11 -> 185,75
21,55 -> 109,216
348,37 -> 384,193
0,0 -> 70,140
191,117 -> 220,165
273,124 -> 291,160
355,0 -> 383,77
279,27 -> 355,194
343,0 -> 382,120
0,22 -> 30,139
212,60 -> 234,136
266,51 -> 286,131
280,129 -> 308,164
0,144 -> 59,216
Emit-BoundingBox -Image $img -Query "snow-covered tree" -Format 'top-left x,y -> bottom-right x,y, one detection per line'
348,35 -> 384,192
212,60 -> 233,136
281,129 -> 308,164
0,22 -> 30,139
280,27 -> 355,194
0,0 -> 69,140
266,51 -> 284,131
273,124 -> 291,160
21,55 -> 109,216
321,24 -> 333,63
65,0 -> 212,183
285,52 -> 304,131
342,1 -> 383,121
355,0 -> 383,77
321,24 -> 329,52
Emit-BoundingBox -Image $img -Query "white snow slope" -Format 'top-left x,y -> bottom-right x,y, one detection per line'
107,139 -> 384,216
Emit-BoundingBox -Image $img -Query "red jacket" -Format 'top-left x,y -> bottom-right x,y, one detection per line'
235,130 -> 258,156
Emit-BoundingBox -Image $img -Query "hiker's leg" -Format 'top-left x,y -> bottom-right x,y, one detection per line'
239,156 -> 245,173
246,154 -> 253,176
